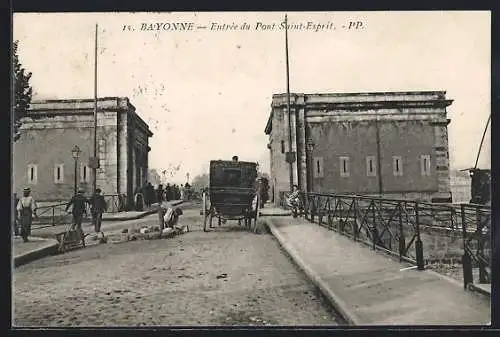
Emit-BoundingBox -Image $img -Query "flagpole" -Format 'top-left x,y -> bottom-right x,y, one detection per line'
92,23 -> 98,194
285,14 -> 294,191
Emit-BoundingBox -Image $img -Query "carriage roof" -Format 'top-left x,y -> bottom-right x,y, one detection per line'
209,160 -> 258,189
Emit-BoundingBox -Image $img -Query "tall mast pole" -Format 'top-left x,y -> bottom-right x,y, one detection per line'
92,23 -> 98,194
473,114 -> 491,170
285,14 -> 294,191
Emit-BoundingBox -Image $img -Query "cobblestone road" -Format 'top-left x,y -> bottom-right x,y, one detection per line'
13,205 -> 341,327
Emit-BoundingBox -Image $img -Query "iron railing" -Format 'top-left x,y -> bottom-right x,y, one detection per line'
282,191 -> 491,289
29,194 -> 128,228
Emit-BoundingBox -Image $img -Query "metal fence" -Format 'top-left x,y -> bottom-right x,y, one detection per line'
282,191 -> 491,289
29,194 -> 128,228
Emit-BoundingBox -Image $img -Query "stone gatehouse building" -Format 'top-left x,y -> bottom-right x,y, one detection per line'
265,91 -> 453,204
13,97 -> 153,209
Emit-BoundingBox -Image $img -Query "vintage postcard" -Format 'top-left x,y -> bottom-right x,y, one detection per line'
12,11 -> 491,327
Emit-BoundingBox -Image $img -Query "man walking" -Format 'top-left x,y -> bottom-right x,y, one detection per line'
90,188 -> 107,238
13,193 -> 20,237
16,187 -> 37,243
65,189 -> 89,231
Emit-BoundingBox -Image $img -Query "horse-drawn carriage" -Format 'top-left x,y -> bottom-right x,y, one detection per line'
201,159 -> 260,232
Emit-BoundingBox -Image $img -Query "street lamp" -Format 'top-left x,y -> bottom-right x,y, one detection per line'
71,145 -> 81,195
306,138 -> 315,191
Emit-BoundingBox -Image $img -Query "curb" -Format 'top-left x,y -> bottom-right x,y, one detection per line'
264,219 -> 360,326
15,201 -> 186,267
259,212 -> 292,217
468,283 -> 492,297
102,200 -> 184,222
14,240 -> 59,267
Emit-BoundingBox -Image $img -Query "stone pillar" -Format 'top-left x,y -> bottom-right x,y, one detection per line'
298,107 -> 308,192
433,120 -> 452,201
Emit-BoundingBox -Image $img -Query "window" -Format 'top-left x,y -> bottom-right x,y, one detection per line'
340,156 -> 350,178
54,164 -> 64,183
27,164 -> 38,184
80,163 -> 90,183
366,156 -> 376,177
421,155 -> 431,176
281,140 -> 285,154
393,156 -> 403,176
313,157 -> 324,178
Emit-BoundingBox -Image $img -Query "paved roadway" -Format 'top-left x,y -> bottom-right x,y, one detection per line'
13,203 -> 341,327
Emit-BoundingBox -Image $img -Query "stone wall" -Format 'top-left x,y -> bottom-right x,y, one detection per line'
13,112 -> 119,200
265,91 -> 453,204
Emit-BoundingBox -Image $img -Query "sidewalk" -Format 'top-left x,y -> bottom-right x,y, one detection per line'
13,237 -> 59,267
14,200 -> 184,266
265,216 -> 491,326
31,200 -> 183,239
260,206 -> 291,217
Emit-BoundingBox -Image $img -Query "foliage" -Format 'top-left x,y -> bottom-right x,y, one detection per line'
190,173 -> 209,192
147,168 -> 162,186
12,40 -> 33,142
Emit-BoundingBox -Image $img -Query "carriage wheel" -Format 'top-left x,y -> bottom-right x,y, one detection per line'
252,194 -> 260,233
202,192 -> 210,232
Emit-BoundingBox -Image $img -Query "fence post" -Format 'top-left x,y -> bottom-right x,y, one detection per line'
398,202 -> 405,261
414,202 -> 425,270
461,204 -> 474,289
310,195 -> 315,223
352,198 -> 358,241
371,200 -> 376,250
476,207 -> 487,284
52,206 -> 55,226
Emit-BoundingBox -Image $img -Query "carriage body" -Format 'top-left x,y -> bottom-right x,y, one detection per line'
202,160 -> 260,231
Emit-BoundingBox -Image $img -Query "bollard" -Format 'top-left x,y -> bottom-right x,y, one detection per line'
352,199 -> 358,241
462,252 -> 473,289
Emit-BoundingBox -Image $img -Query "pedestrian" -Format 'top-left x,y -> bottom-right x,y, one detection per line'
180,184 -> 185,201
16,187 -> 37,242
90,188 -> 107,238
165,183 -> 172,201
163,205 -> 187,232
157,184 -> 164,203
146,182 -> 154,207
174,184 -> 180,200
65,189 -> 89,232
13,193 -> 20,237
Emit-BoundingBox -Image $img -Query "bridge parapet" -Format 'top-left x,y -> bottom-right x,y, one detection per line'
281,191 -> 491,290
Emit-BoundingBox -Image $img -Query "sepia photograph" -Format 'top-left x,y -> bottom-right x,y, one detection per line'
11,11 -> 491,327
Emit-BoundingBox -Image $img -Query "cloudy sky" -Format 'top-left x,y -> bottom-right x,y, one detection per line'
13,11 -> 490,183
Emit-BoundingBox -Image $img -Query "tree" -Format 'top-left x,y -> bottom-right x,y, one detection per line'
147,168 -> 162,186
12,40 -> 33,142
191,173 -> 209,192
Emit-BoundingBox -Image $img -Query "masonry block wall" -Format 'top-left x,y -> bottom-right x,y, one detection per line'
13,97 -> 152,207
265,91 -> 453,204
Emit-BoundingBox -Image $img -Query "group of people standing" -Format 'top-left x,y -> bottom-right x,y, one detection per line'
134,182 -> 191,211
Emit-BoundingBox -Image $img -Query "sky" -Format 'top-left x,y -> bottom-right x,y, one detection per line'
13,11 -> 491,183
